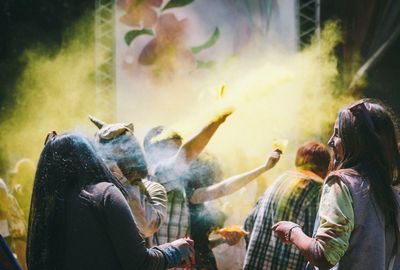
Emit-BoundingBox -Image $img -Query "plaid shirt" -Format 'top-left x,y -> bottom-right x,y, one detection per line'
244,169 -> 323,270
151,162 -> 190,245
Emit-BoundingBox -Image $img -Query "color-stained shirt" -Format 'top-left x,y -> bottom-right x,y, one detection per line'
123,179 -> 168,239
309,169 -> 400,270
315,176 -> 354,266
244,169 -> 323,270
151,162 -> 190,246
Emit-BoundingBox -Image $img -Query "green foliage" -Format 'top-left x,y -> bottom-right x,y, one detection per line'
191,27 -> 220,54
196,60 -> 215,69
124,29 -> 154,46
162,0 -> 195,11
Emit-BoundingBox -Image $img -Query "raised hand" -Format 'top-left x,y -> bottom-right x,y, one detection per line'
265,150 -> 281,170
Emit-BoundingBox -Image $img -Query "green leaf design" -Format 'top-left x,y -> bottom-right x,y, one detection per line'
191,27 -> 220,54
124,29 -> 154,46
196,60 -> 216,69
162,0 -> 195,11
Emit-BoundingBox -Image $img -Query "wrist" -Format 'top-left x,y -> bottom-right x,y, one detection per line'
156,243 -> 182,268
286,225 -> 301,243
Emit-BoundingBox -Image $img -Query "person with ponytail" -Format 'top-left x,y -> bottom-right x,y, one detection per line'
273,99 -> 400,270
27,132 -> 194,270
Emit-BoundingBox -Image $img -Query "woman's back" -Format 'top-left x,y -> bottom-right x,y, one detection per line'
61,182 -> 166,270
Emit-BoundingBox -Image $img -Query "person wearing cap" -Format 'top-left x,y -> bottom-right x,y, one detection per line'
142,110 -> 233,247
89,116 -> 167,244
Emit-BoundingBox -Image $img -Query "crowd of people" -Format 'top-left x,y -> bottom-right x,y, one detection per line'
0,98 -> 399,270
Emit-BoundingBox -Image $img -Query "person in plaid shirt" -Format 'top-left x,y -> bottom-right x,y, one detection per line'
243,141 -> 331,270
143,110 -> 232,246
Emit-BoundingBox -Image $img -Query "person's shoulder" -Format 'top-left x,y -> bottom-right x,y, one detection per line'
326,169 -> 360,184
329,168 -> 359,177
143,179 -> 166,193
86,182 -> 116,193
80,182 -> 121,205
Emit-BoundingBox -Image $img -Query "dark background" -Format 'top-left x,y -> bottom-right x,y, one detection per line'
321,0 -> 400,113
0,0 -> 93,118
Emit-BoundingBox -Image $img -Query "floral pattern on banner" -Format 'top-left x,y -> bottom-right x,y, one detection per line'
138,14 -> 195,79
117,0 -> 162,28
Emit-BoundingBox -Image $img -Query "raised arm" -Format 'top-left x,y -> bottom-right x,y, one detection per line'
176,110 -> 233,166
189,151 -> 281,204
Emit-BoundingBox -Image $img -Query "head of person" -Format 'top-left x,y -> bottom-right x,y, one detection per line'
8,158 -> 35,189
89,116 -> 148,181
295,141 -> 331,179
27,132 -> 125,270
328,99 -> 400,178
182,152 -> 223,190
327,98 -> 400,224
143,125 -> 183,165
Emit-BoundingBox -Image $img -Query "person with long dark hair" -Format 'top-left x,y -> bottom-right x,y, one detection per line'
27,132 -> 194,270
273,99 -> 400,269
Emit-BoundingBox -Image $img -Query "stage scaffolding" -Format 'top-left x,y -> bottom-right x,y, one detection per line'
95,0 -> 115,122
298,0 -> 320,49
93,0 -> 321,120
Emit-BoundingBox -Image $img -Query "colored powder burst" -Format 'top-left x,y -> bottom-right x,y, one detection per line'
0,13 -> 104,171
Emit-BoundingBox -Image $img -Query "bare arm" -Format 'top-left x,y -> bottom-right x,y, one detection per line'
175,110 -> 233,166
272,174 -> 355,268
190,151 -> 281,204
272,221 -> 333,268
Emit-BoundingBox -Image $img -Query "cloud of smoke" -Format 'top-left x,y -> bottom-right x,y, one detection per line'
118,19 -> 354,200
0,13 -> 100,177
116,14 -> 356,267
0,3 -> 358,268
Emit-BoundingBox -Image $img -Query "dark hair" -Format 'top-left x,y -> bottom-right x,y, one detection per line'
143,126 -> 183,165
182,152 -> 223,190
335,98 -> 400,238
295,141 -> 331,178
143,126 -> 183,153
27,133 -> 126,270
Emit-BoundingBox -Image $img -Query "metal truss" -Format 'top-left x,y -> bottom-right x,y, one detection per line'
298,0 -> 320,49
95,0 -> 115,122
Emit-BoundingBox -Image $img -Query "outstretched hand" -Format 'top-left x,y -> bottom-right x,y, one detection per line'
265,150 -> 281,170
215,108 -> 234,124
171,238 -> 195,267
223,231 -> 243,246
272,221 -> 301,244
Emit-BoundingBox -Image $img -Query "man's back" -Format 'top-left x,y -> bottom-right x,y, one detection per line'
243,170 -> 323,270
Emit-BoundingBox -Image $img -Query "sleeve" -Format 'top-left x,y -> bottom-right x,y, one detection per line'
129,180 -> 167,238
312,175 -> 354,266
102,185 -> 181,270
